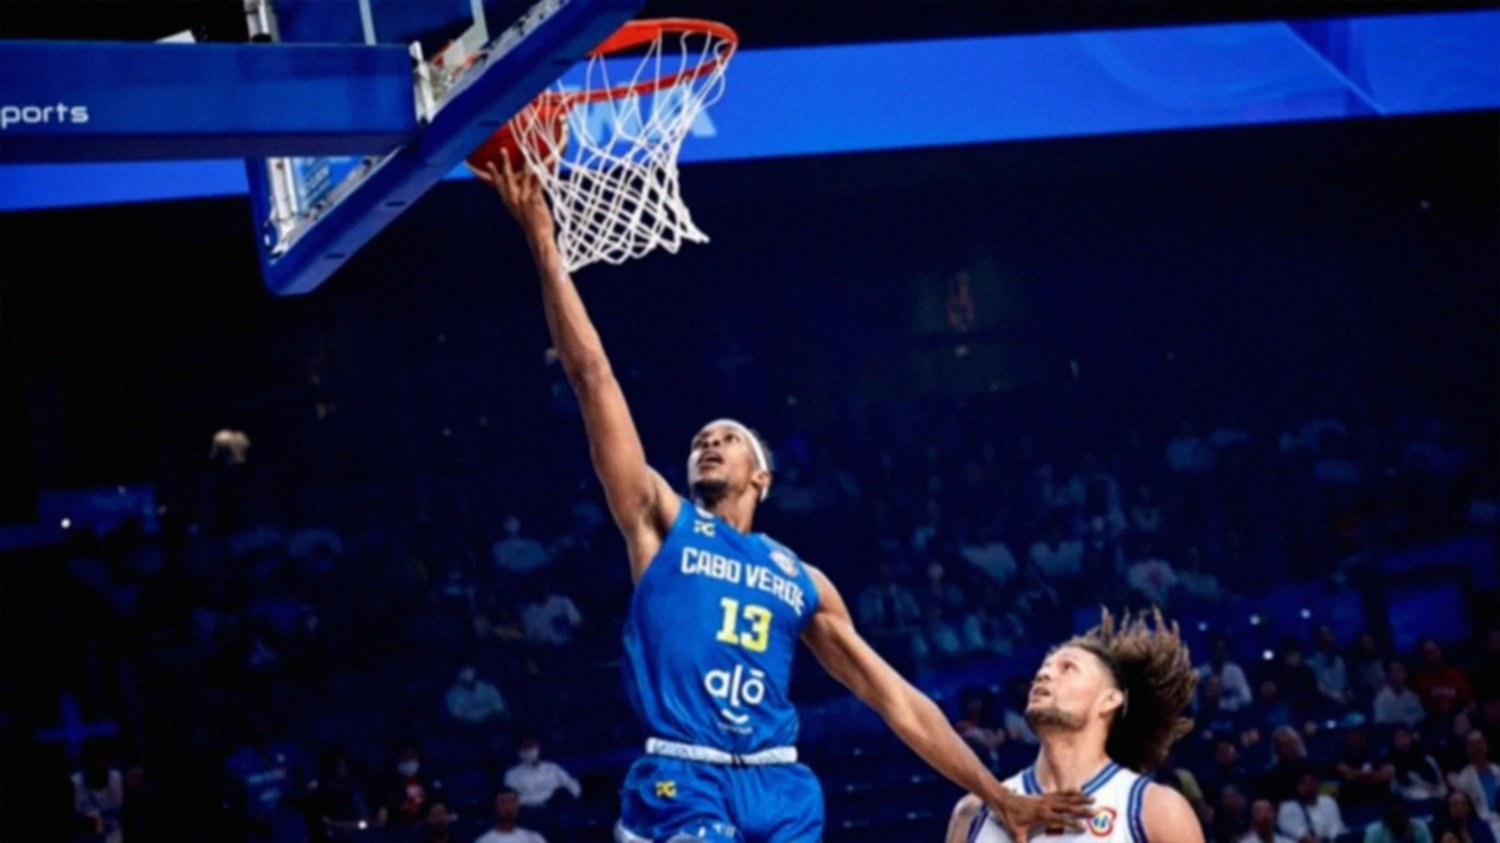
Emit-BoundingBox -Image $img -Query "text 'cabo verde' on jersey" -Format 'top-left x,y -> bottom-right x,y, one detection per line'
680,547 -> 807,617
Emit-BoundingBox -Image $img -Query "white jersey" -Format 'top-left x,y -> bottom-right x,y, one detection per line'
967,761 -> 1151,843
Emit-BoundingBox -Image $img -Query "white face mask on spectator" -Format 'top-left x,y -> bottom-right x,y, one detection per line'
398,760 -> 420,777
519,748 -> 540,764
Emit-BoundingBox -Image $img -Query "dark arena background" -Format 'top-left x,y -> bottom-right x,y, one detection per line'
2,2 -> 1497,842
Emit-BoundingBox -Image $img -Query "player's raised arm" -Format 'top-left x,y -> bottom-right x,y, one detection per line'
478,159 -> 677,577
798,566 -> 1093,841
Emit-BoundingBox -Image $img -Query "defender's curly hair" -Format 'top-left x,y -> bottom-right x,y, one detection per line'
1064,608 -> 1197,773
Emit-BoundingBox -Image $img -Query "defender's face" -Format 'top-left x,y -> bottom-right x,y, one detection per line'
688,424 -> 760,490
1027,645 -> 1116,730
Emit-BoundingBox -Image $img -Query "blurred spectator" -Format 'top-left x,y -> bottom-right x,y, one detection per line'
1027,521 -> 1083,581
1375,662 -> 1428,728
1198,677 -> 1248,746
1389,724 -> 1448,802
856,561 -> 921,657
954,688 -> 1006,769
1036,462 -> 1086,513
910,498 -> 946,558
445,665 -> 508,726
1201,635 -> 1255,712
420,802 -> 457,843
916,561 -> 967,618
1011,561 -> 1063,619
1250,680 -> 1298,740
1448,732 -> 1500,838
914,602 -> 965,666
1473,630 -> 1500,703
1264,727 -> 1315,804
1334,724 -> 1395,809
491,516 -> 549,576
1176,545 -> 1226,606
475,788 -> 547,843
1243,798 -> 1296,843
1212,783 -> 1251,843
962,583 -> 1025,657
71,742 -> 124,843
520,579 -> 583,647
1364,798 -> 1434,843
1271,638 -> 1322,719
1308,626 -> 1354,710
1277,770 -> 1347,842
1202,740 -> 1252,803
959,529 -> 1018,588
1433,791 -> 1497,843
1413,639 -> 1475,717
305,749 -> 372,833
1126,542 -> 1178,607
223,713 -> 311,843
377,746 -> 444,828
1129,485 -> 1165,536
1350,632 -> 1390,703
1001,677 -> 1039,746
502,737 -> 580,813
1167,421 -> 1216,474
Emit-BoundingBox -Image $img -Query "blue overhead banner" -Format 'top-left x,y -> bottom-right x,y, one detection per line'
0,40 -> 416,162
2,10 -> 1496,211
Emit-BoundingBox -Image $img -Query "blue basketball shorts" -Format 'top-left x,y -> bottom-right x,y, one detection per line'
615,755 -> 824,843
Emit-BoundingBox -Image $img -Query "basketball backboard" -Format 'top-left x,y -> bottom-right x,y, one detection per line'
0,0 -> 641,295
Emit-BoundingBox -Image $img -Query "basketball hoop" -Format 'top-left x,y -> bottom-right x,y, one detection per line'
475,19 -> 737,272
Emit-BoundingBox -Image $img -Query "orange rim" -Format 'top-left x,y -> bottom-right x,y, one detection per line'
536,19 -> 738,110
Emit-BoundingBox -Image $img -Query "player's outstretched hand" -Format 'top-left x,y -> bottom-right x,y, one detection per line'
468,156 -> 553,242
988,787 -> 1094,840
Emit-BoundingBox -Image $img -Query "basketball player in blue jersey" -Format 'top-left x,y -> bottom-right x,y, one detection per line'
475,158 -> 1092,842
945,609 -> 1204,843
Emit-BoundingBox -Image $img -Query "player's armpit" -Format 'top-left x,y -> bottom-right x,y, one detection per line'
1142,783 -> 1205,843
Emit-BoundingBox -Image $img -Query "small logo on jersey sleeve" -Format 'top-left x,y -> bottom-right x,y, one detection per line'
1087,806 -> 1118,837
769,548 -> 799,578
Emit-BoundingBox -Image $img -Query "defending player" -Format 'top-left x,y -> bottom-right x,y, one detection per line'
474,157 -> 1092,843
946,609 -> 1204,843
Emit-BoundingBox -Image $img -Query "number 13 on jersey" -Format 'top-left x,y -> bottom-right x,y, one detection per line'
716,597 -> 772,652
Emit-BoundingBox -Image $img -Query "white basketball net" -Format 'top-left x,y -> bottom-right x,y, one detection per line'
508,22 -> 735,272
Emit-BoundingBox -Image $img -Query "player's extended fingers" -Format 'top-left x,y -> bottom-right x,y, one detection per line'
1049,790 -> 1095,819
1051,790 -> 1094,813
465,161 -> 498,186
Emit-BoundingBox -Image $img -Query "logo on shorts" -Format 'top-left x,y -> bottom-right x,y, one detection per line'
768,549 -> 798,578
1087,806 -> 1118,837
654,780 -> 677,799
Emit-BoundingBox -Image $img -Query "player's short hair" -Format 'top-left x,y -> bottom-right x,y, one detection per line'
1062,608 -> 1197,772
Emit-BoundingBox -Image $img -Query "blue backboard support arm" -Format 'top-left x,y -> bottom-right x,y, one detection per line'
252,0 -> 641,295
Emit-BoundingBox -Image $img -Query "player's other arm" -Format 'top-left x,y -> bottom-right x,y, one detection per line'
945,794 -> 984,843
1143,783 -> 1205,843
478,160 -> 676,577
799,566 -> 1091,841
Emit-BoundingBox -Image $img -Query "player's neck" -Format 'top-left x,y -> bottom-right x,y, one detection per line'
1034,730 -> 1112,793
694,493 -> 757,534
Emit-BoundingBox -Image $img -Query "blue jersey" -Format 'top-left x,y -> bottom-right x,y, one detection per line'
622,499 -> 821,754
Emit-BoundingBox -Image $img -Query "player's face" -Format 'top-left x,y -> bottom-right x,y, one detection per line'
688,424 -> 761,493
1026,645 -> 1120,731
